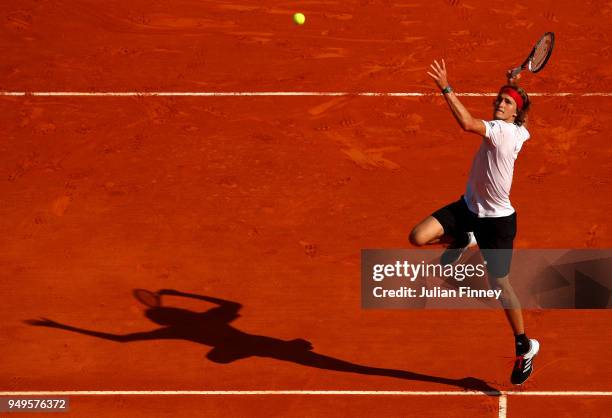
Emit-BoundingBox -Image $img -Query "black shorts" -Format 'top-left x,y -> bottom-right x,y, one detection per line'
431,196 -> 517,278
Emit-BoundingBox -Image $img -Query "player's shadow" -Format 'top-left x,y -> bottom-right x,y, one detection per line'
25,289 -> 499,395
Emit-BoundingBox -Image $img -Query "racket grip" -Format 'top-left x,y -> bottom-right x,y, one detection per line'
509,66 -> 523,78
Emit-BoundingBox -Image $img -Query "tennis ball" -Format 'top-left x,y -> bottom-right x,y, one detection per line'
293,12 -> 306,25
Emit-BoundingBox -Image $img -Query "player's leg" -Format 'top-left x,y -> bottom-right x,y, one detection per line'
475,213 -> 539,385
409,196 -> 474,249
488,273 -> 539,385
412,197 -> 477,268
408,215 -> 446,246
488,273 -> 525,335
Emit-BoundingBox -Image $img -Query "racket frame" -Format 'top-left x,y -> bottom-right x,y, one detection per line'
510,32 -> 555,78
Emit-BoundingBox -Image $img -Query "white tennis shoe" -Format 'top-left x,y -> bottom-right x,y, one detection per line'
511,339 -> 540,385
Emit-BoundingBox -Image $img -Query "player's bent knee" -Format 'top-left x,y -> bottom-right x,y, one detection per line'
408,228 -> 427,247
409,216 -> 444,247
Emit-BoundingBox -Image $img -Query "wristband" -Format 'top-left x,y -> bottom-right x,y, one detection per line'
442,86 -> 453,94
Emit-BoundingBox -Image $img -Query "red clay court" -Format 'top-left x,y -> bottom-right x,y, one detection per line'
1,1 -> 611,417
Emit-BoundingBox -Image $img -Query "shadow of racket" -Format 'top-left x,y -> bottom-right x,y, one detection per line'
132,288 -> 161,308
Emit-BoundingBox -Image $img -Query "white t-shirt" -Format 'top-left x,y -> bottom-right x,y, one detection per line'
463,120 -> 530,217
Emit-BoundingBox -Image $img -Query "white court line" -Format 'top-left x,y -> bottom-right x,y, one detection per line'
0,391 -> 488,396
2,390 -> 610,418
498,394 -> 508,418
1,390 -> 611,395
0,91 -> 611,97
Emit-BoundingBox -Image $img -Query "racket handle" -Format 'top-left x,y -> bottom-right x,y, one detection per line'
509,66 -> 523,78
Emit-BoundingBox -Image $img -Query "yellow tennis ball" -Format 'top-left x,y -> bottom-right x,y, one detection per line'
293,13 -> 306,25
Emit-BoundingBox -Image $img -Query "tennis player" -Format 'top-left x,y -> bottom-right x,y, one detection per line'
408,59 -> 539,385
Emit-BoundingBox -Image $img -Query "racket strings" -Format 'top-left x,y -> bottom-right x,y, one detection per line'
530,36 -> 553,71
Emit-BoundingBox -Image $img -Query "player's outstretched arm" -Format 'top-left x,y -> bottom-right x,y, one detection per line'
427,59 -> 486,136
24,318 -> 167,342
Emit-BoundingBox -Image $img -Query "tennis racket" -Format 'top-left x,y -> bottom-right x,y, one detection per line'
509,32 -> 555,78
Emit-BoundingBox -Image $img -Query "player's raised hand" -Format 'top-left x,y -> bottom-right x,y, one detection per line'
506,69 -> 522,85
427,59 -> 450,91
